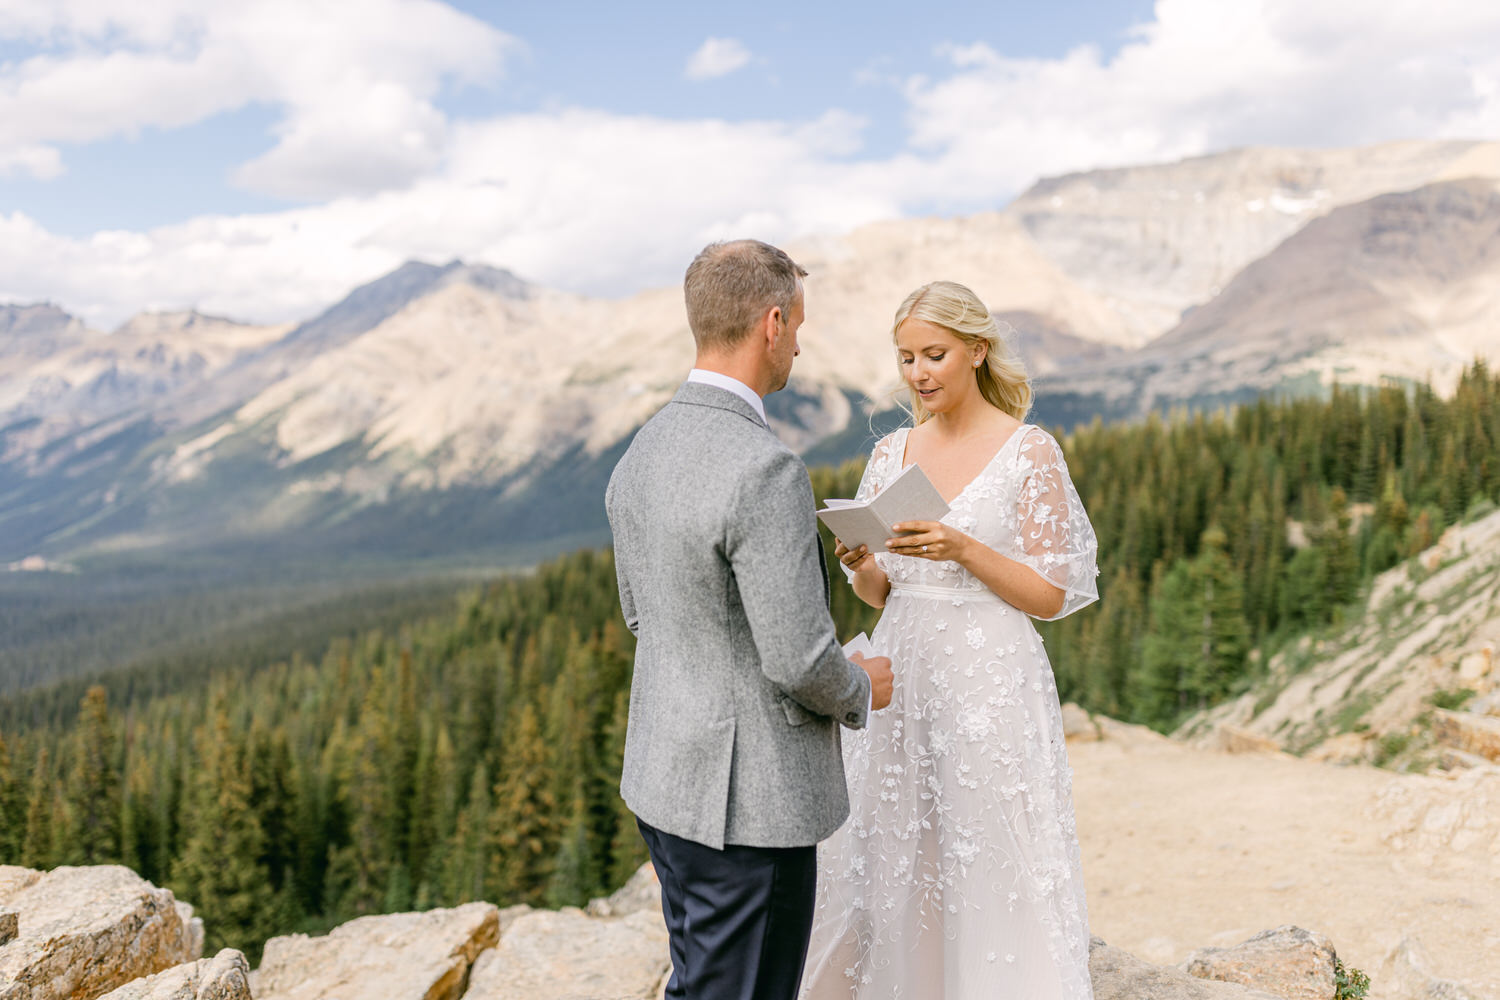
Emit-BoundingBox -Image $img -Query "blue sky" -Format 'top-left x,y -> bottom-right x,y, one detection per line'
0,0 -> 1496,326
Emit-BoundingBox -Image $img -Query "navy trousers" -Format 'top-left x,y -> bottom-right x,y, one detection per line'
637,818 -> 819,1000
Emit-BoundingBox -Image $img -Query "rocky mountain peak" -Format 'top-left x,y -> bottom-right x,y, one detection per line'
110,310 -> 256,338
0,303 -> 90,362
274,259 -> 533,358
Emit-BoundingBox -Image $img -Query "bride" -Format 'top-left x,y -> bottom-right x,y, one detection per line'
801,281 -> 1100,999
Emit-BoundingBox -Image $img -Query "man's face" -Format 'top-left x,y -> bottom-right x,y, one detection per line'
768,282 -> 804,393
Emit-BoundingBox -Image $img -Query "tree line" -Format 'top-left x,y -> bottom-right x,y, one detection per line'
2,362 -> 1496,960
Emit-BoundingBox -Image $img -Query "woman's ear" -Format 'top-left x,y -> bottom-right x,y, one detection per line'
971,345 -> 986,368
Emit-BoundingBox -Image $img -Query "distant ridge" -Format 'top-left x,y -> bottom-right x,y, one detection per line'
3,140 -> 1500,566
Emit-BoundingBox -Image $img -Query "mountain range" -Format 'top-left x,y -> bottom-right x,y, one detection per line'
3,139 -> 1499,569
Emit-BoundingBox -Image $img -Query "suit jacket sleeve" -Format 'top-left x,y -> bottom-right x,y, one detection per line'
605,476 -> 640,637
726,448 -> 871,729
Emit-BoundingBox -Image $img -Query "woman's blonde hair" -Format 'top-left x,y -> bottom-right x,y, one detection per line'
891,280 -> 1032,424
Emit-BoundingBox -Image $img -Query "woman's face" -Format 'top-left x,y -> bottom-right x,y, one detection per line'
895,319 -> 983,414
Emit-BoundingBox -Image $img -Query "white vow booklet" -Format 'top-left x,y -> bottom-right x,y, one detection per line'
816,463 -> 950,553
842,632 -> 876,659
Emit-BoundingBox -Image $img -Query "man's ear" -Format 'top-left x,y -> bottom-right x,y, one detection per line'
763,307 -> 783,348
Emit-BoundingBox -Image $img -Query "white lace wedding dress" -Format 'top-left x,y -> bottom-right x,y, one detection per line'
802,424 -> 1100,1000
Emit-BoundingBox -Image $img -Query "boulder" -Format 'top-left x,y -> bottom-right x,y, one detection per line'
0,868 -> 39,901
1305,733 -> 1372,766
1210,725 -> 1283,755
1182,926 -> 1337,1000
462,907 -> 669,1000
96,949 -> 251,1000
254,901 -> 498,1000
1456,647 -> 1493,689
1096,715 -> 1173,747
1378,934 -> 1488,1000
1431,708 -> 1500,762
498,904 -> 532,934
1061,702 -> 1103,742
1089,937 -> 1285,999
0,865 -> 200,1000
585,862 -> 660,918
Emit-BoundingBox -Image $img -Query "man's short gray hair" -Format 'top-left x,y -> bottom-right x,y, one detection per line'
684,240 -> 808,352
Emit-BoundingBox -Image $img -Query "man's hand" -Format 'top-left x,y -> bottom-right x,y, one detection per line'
851,652 -> 894,711
834,538 -> 875,572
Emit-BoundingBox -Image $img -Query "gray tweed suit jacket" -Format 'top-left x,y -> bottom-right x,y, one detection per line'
605,381 -> 872,850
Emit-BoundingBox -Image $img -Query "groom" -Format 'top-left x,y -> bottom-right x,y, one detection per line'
606,239 -> 893,1000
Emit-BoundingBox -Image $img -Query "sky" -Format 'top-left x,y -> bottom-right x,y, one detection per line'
1,0 -> 1498,328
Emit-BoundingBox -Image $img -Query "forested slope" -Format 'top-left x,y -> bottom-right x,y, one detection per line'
1,363 -> 1495,961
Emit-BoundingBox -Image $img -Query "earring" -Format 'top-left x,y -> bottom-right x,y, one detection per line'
973,360 -> 982,368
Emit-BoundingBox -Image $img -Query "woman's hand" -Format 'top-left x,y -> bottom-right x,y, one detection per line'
886,521 -> 973,563
834,538 -> 876,573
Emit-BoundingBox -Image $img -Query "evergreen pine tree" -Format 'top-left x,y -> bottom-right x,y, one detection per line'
22,747 -> 55,869
0,732 -> 23,862
1184,526 -> 1250,707
120,734 -> 160,881
602,690 -> 647,890
489,704 -> 555,905
339,669 -> 397,916
545,783 -> 602,907
443,762 -> 490,904
171,709 -> 275,958
1134,559 -> 1197,726
68,686 -> 121,864
1316,487 -> 1360,612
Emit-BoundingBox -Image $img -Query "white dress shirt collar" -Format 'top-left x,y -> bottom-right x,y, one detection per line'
687,368 -> 768,426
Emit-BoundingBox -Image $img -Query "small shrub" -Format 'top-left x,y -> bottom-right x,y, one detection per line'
1427,687 -> 1477,711
1372,731 -> 1411,767
1334,957 -> 1371,999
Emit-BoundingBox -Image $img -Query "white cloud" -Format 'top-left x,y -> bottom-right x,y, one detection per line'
900,0 -> 1500,206
685,37 -> 752,81
4,0 -> 1500,327
0,142 -> 62,179
0,0 -> 517,196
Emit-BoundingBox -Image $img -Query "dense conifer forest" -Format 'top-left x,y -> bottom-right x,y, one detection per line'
1,364 -> 1496,960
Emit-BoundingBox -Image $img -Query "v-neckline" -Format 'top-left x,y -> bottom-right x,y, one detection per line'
898,423 -> 1029,507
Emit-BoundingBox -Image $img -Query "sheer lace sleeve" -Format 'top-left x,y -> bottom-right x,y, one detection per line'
1012,427 -> 1099,620
838,431 -> 903,581
855,431 -> 901,502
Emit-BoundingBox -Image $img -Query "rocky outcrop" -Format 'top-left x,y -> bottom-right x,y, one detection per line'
1379,935 -> 1490,1000
1431,708 -> 1500,763
462,908 -> 669,1000
1089,937 -> 1284,999
254,902 -> 498,1000
585,862 -> 660,918
1206,725 -> 1284,755
1180,508 -> 1500,772
0,860 -> 1398,1000
1182,926 -> 1337,1000
96,949 -> 251,1000
0,865 -> 201,1000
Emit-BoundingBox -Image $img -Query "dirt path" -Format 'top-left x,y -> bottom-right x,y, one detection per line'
1069,724 -> 1500,999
